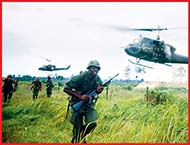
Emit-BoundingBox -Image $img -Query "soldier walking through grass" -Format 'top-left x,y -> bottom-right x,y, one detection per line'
46,76 -> 54,97
2,75 -> 18,103
30,77 -> 42,100
63,60 -> 104,143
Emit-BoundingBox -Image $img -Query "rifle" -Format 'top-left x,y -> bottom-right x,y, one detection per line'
13,77 -> 19,92
72,73 -> 119,111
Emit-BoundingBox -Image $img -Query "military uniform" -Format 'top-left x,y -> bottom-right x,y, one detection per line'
46,77 -> 54,97
30,78 -> 42,100
64,60 -> 103,143
2,75 -> 17,103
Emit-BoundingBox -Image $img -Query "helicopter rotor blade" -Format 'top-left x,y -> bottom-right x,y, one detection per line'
41,57 -> 51,62
103,23 -> 168,33
133,28 -> 168,32
131,28 -> 154,32
109,25 -> 186,32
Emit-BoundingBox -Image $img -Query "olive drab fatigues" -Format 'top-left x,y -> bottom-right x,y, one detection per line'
31,80 -> 42,100
46,79 -> 54,97
2,78 -> 17,103
64,71 -> 102,143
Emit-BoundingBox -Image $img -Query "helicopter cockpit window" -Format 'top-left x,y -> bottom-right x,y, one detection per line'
132,37 -> 152,47
133,38 -> 143,44
140,37 -> 153,47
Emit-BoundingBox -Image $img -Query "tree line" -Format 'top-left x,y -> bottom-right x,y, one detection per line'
2,75 -> 68,82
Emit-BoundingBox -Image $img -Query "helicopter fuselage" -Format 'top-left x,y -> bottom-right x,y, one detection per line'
38,64 -> 71,71
125,37 -> 188,64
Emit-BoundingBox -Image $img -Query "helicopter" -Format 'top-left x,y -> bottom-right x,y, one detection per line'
122,27 -> 188,67
38,64 -> 71,71
104,24 -> 188,67
38,57 -> 71,71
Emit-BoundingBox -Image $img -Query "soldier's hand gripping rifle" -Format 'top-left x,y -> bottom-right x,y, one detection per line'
72,73 -> 119,111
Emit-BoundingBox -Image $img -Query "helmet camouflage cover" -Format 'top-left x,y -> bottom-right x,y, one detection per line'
87,60 -> 101,70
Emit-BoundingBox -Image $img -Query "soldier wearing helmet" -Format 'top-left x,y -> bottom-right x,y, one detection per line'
46,76 -> 54,97
2,75 -> 18,103
63,60 -> 103,143
30,77 -> 42,100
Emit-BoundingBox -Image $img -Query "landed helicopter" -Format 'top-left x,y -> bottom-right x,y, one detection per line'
38,57 -> 71,71
123,27 -> 188,67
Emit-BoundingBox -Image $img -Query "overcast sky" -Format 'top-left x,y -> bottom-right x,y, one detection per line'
2,2 -> 188,82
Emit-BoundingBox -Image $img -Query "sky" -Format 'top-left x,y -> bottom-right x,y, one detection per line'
2,2 -> 188,82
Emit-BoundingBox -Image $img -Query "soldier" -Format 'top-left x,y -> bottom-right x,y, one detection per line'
46,76 -> 54,97
2,75 -> 18,103
30,77 -> 42,100
63,60 -> 104,143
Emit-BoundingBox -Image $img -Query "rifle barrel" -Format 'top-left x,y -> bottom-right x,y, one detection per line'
102,73 -> 119,87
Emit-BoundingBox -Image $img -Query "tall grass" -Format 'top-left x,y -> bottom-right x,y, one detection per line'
2,82 -> 188,143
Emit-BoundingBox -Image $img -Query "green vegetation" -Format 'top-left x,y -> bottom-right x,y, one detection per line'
2,82 -> 188,143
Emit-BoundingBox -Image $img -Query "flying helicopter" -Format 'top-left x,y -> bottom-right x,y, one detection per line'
122,27 -> 188,67
105,24 -> 188,67
38,57 -> 71,71
38,64 -> 71,71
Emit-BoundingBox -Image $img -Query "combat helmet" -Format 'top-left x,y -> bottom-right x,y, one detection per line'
87,60 -> 101,70
7,74 -> 12,78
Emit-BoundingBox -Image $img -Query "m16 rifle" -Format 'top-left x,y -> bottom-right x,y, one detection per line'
72,73 -> 119,111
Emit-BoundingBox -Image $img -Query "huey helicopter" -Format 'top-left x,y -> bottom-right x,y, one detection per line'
38,57 -> 71,71
105,24 -> 188,67
122,26 -> 188,67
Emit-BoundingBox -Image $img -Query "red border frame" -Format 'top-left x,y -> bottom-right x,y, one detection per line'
0,1 -> 189,145
0,0 -> 189,2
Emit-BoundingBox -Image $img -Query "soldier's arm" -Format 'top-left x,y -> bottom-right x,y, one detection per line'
29,81 -> 34,90
63,88 -> 89,102
11,79 -> 16,84
12,79 -> 19,92
63,74 -> 89,102
96,76 -> 104,94
63,88 -> 81,99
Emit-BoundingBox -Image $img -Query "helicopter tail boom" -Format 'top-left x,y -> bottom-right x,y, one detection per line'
53,65 -> 71,71
170,54 -> 188,64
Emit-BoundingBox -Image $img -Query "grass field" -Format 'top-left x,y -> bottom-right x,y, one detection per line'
2,81 -> 188,143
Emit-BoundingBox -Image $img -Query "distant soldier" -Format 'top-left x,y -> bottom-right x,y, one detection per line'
30,77 -> 42,100
46,76 -> 54,97
2,75 -> 18,103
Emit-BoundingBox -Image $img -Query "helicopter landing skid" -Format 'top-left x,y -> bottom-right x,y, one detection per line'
128,59 -> 153,69
163,63 -> 172,67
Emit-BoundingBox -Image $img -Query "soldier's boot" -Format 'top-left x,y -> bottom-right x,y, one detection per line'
80,121 -> 97,141
73,137 -> 86,143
